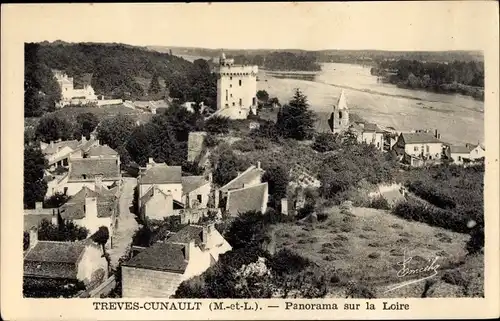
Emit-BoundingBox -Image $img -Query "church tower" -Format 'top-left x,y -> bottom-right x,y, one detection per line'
330,89 -> 350,134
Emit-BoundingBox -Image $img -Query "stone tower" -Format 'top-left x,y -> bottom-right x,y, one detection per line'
330,89 -> 350,134
214,50 -> 258,120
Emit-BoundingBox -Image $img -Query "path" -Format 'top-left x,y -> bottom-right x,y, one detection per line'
109,177 -> 138,268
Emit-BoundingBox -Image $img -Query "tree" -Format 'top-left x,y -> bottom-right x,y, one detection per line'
97,114 -> 136,150
224,211 -> 269,250
43,192 -> 69,208
148,74 -> 162,95
212,146 -> 247,187
74,112 -> 99,140
205,116 -> 230,135
312,132 -> 339,152
262,164 -> 289,208
256,90 -> 269,102
35,115 -> 73,143
276,89 -> 315,140
268,97 -> 280,108
37,220 -> 89,242
91,226 -> 110,253
24,145 -> 48,209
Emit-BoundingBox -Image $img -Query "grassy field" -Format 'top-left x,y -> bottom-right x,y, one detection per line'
269,205 -> 482,298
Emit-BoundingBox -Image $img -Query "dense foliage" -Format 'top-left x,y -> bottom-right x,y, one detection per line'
24,42 -> 217,117
24,145 -> 48,209
371,59 -> 484,100
74,112 -> 99,140
37,220 -> 89,242
35,114 -> 73,143
232,51 -> 321,71
210,144 -> 250,187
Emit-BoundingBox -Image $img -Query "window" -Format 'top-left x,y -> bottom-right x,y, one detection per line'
339,111 -> 343,119
230,84 -> 232,88
230,77 -> 232,80
232,102 -> 235,106
239,80 -> 242,86
414,146 -> 419,152
197,195 -> 202,203
426,145 -> 430,153
239,98 -> 242,106
225,103 -> 229,107
82,174 -> 87,179
225,90 -> 228,101
458,156 -> 462,161
230,93 -> 233,98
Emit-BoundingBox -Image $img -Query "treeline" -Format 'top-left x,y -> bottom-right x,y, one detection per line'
231,52 -> 321,71
371,59 -> 484,100
24,42 -> 217,117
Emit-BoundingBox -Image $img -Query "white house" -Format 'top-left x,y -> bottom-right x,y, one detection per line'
58,183 -> 119,238
121,224 -> 231,298
392,131 -> 445,167
137,159 -> 183,205
181,176 -> 212,209
53,70 -> 98,107
450,143 -> 485,164
469,144 -> 485,160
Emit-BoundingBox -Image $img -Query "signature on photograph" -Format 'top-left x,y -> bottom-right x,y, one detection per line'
385,248 -> 441,293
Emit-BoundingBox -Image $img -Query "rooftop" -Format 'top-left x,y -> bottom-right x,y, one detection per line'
68,158 -> 120,181
450,145 -> 474,154
24,241 -> 86,279
122,242 -> 188,273
219,165 -> 265,193
59,186 -> 117,220
87,145 -> 119,157
401,132 -> 443,144
181,176 -> 210,194
139,163 -> 182,185
226,182 -> 268,216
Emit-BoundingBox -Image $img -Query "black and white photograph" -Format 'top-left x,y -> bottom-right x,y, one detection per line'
2,2 -> 499,320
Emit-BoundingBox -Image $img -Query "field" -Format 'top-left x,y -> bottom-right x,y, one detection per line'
269,205 -> 482,298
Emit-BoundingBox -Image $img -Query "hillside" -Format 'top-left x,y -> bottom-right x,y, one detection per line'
24,41 -> 217,117
269,205 -> 481,298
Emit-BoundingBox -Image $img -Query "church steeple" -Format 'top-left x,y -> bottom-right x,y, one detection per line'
337,89 -> 348,110
330,89 -> 350,134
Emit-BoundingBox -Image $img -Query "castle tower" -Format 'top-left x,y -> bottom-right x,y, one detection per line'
215,50 -> 258,120
330,89 -> 350,134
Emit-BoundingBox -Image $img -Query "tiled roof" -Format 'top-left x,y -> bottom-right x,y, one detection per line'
226,182 -> 268,216
450,145 -> 473,154
401,133 -> 442,144
87,145 -> 118,157
167,225 -> 204,247
181,176 -> 209,194
24,241 -> 86,279
42,140 -> 79,155
123,242 -> 188,273
139,164 -> 182,184
68,158 -> 120,181
59,186 -> 116,220
24,213 -> 55,231
219,165 -> 265,193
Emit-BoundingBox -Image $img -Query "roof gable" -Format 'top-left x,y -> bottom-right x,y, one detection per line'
123,242 -> 188,273
181,176 -> 210,194
68,158 -> 120,181
226,182 -> 268,216
401,133 -> 443,144
219,165 -> 265,193
87,145 -> 119,157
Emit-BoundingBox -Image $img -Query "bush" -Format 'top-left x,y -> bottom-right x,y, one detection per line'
231,138 -> 255,152
316,212 -> 328,222
369,196 -> 390,210
205,116 -> 230,134
346,283 -> 377,298
368,252 -> 381,259
441,270 -> 468,288
407,180 -> 456,209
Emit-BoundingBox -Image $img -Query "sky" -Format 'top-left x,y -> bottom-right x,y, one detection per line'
3,2 -> 499,51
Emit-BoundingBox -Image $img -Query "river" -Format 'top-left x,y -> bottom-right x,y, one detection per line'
257,63 -> 484,145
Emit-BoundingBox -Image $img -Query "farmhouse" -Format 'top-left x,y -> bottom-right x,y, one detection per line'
121,224 -> 231,298
138,159 -> 183,204
392,131 -> 445,167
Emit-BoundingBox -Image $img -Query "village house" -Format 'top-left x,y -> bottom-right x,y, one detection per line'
40,136 -> 99,170
392,130 -> 446,167
139,186 -> 182,221
58,181 -> 119,240
64,145 -> 121,196
226,182 -> 269,217
217,162 -> 265,203
349,122 -> 385,151
137,159 -> 183,205
24,228 -> 108,287
449,143 -> 485,165
121,223 -> 231,298
181,175 -> 212,209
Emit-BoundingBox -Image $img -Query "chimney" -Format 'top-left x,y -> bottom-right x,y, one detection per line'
94,175 -> 103,192
257,161 -> 261,169
435,129 -> 438,139
29,228 -> 38,250
35,202 -> 43,211
50,141 -> 54,148
236,171 -> 241,177
146,157 -> 154,170
183,240 -> 196,262
81,135 -> 86,143
202,223 -> 215,247
84,197 -> 98,219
